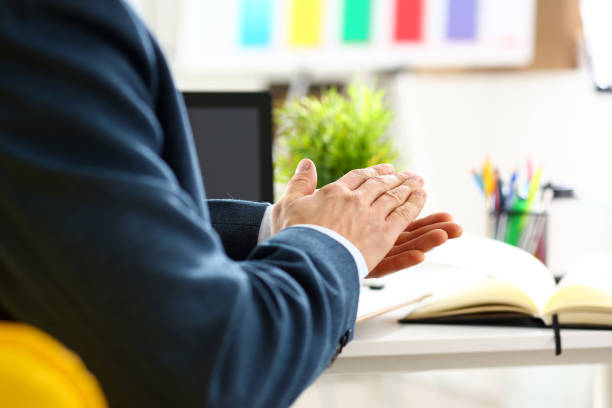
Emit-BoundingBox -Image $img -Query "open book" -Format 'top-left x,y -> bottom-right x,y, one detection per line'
400,235 -> 612,327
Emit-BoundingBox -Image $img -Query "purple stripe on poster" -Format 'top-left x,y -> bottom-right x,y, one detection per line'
448,0 -> 477,40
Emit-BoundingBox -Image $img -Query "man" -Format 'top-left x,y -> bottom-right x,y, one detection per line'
0,1 -> 461,407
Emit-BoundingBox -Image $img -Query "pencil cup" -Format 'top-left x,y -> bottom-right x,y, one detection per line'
488,210 -> 548,263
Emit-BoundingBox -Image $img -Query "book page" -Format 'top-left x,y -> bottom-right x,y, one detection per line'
405,235 -> 557,315
407,276 -> 539,319
543,254 -> 612,316
556,312 -> 612,326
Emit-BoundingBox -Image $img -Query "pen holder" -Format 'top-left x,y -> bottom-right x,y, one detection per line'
488,210 -> 548,264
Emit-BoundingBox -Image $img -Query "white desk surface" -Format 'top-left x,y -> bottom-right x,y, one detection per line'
327,306 -> 612,375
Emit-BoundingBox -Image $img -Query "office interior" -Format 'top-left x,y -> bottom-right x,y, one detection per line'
133,0 -> 612,406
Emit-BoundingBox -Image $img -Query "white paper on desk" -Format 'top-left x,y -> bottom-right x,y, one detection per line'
357,273 -> 431,322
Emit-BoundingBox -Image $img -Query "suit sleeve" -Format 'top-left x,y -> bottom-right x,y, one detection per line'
0,2 -> 360,408
207,199 -> 269,260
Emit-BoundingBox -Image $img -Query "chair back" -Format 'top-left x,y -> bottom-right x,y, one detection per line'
0,322 -> 108,408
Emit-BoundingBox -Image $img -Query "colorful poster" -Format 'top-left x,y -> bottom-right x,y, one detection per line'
289,0 -> 323,47
240,0 -> 273,47
447,0 -> 478,40
176,0 -> 535,73
343,0 -> 372,43
394,0 -> 424,42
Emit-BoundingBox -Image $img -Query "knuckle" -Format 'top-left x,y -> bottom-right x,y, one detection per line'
290,177 -> 309,189
362,167 -> 378,178
350,169 -> 367,179
402,171 -> 423,184
322,183 -> 343,196
404,179 -> 421,189
373,163 -> 394,174
399,184 -> 413,194
348,190 -> 364,205
395,172 -> 409,182
411,188 -> 426,201
384,188 -> 404,204
370,175 -> 387,185
395,203 -> 416,218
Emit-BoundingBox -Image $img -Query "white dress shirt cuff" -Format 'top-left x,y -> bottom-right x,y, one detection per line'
257,205 -> 368,281
257,205 -> 274,245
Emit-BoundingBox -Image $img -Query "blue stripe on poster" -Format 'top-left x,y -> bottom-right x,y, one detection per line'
448,0 -> 477,40
240,0 -> 273,47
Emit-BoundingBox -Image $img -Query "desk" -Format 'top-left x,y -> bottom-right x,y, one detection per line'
324,238 -> 612,407
330,314 -> 612,374
325,307 -> 612,407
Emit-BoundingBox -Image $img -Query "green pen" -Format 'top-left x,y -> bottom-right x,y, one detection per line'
506,168 -> 542,248
505,198 -> 526,246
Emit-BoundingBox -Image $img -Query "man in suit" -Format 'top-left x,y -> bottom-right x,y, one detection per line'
0,1 -> 461,406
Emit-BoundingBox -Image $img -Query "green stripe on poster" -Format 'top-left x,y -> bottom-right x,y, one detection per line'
343,0 -> 372,43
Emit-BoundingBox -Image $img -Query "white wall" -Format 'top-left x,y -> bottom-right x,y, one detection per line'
388,69 -> 612,255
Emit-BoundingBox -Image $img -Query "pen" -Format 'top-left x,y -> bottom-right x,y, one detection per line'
524,167 -> 543,214
505,197 -> 526,246
524,187 -> 554,254
505,171 -> 518,211
471,169 -> 484,194
361,280 -> 385,290
517,166 -> 543,246
496,169 -> 504,211
483,159 -> 495,198
527,157 -> 533,183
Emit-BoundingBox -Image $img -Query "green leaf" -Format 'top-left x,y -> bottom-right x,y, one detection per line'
274,84 -> 401,188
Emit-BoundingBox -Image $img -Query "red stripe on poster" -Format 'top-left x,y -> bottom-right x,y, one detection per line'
394,0 -> 423,42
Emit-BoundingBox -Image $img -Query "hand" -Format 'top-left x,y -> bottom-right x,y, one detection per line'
366,212 -> 463,278
272,159 -> 427,271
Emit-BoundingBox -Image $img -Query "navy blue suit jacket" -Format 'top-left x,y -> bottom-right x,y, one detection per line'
0,1 -> 360,406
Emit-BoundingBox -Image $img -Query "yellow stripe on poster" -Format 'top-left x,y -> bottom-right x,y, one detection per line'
289,0 -> 323,47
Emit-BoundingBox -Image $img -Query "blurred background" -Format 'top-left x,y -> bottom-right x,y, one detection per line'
127,0 -> 611,406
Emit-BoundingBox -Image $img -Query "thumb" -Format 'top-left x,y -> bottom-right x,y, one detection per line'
285,159 -> 317,200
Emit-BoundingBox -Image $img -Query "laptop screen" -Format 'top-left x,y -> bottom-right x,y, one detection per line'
183,92 -> 273,203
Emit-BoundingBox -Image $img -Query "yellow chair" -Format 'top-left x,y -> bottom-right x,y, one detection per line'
0,322 -> 108,408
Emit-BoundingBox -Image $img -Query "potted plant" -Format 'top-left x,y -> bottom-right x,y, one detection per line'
274,84 -> 399,192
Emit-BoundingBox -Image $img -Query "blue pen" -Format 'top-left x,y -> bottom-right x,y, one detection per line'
506,171 -> 518,210
506,171 -> 518,211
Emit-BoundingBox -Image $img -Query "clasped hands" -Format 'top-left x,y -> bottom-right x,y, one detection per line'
271,159 -> 462,278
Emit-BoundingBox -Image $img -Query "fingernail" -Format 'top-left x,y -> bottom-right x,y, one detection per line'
296,159 -> 311,173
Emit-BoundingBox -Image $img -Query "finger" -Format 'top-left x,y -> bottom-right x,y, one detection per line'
401,170 -> 424,185
405,212 -> 454,232
395,222 -> 463,246
336,164 -> 394,190
371,177 -> 423,215
386,188 -> 427,231
355,171 -> 422,205
388,229 -> 448,257
284,159 -> 317,200
366,250 -> 425,278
